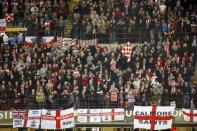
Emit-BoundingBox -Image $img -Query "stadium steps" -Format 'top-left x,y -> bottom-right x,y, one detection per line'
193,63 -> 197,83
64,0 -> 79,37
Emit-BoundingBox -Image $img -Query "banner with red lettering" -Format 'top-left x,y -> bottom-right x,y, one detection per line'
101,108 -> 124,122
182,109 -> 197,122
13,110 -> 42,129
77,109 -> 101,123
133,106 -> 174,130
26,110 -> 42,129
0,19 -> 6,32
41,108 -> 74,129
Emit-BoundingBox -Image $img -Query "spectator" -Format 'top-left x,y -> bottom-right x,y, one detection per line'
0,0 -> 196,110
36,88 -> 45,109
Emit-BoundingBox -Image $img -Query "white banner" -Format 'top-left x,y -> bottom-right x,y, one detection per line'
77,109 -> 88,123
182,109 -> 197,122
0,19 -> 6,32
133,106 -> 174,130
78,39 -> 98,48
26,110 -> 42,129
89,109 -> 101,123
77,109 -> 101,123
41,108 -> 74,129
101,108 -> 124,122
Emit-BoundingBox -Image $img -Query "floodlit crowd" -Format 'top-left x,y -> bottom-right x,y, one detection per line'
0,0 -> 197,110
0,0 -> 70,36
72,0 -> 197,43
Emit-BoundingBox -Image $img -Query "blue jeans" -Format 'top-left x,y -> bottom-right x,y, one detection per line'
183,95 -> 190,108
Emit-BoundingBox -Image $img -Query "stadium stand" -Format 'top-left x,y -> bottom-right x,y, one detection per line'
0,0 -> 196,111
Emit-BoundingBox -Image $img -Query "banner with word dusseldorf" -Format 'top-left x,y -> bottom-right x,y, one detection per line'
133,106 -> 175,130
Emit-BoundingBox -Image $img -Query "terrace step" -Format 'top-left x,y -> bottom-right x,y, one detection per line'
64,0 -> 79,37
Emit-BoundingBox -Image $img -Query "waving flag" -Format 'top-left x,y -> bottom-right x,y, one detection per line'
0,19 -> 6,32
41,108 -> 74,129
77,109 -> 101,123
101,108 -> 124,122
41,36 -> 54,46
182,109 -> 197,122
24,36 -> 37,46
121,42 -> 132,61
133,106 -> 174,130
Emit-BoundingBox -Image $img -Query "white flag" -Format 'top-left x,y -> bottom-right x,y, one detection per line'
89,109 -> 101,123
77,109 -> 88,123
26,110 -> 42,129
133,106 -> 174,130
182,109 -> 197,122
61,108 -> 75,129
41,108 -> 74,129
101,108 -> 124,122
12,110 -> 27,128
77,109 -> 101,123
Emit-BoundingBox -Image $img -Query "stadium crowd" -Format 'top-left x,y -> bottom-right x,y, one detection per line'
72,0 -> 197,43
0,0 -> 197,110
0,0 -> 69,36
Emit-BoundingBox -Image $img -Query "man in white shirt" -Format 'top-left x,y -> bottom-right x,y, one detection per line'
0,33 -> 8,45
159,2 -> 166,13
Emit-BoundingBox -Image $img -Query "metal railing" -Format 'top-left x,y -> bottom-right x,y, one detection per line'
0,97 -> 196,110
5,20 -> 195,41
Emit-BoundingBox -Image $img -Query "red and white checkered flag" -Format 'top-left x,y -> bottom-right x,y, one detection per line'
70,39 -> 77,46
5,13 -> 14,22
121,42 -> 132,59
57,36 -> 63,48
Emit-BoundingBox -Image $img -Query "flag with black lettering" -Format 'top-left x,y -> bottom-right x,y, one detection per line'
133,106 -> 174,130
